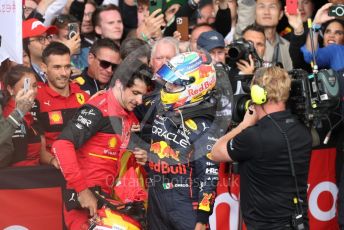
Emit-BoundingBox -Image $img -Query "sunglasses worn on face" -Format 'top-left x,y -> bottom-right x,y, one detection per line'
93,54 -> 118,71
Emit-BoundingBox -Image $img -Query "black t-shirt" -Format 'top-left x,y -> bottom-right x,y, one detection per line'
228,110 -> 312,229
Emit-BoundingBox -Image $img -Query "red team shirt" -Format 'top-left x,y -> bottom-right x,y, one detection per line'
34,83 -> 90,153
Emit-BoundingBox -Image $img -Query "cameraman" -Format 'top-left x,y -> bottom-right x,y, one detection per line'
228,24 -> 266,75
211,66 -> 312,229
228,24 -> 266,95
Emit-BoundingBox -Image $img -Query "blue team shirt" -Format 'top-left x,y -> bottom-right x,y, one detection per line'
301,44 -> 344,71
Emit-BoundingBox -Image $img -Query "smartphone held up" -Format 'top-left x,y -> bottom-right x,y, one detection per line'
67,23 -> 79,40
176,17 -> 189,41
24,78 -> 31,93
286,0 -> 298,15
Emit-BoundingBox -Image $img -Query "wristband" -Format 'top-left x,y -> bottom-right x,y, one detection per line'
141,32 -> 149,42
311,23 -> 321,32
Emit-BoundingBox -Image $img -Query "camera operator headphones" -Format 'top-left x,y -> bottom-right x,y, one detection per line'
250,84 -> 267,105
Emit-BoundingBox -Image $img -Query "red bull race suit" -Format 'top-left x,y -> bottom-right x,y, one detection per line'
147,103 -> 219,229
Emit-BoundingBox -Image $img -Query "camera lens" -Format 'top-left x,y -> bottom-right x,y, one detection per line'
334,6 -> 344,16
69,31 -> 77,39
228,48 -> 239,59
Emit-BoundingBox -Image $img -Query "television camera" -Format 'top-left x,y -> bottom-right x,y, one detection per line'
230,68 -> 340,130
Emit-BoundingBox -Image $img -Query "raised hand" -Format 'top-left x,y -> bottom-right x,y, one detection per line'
236,54 -> 255,75
15,88 -> 35,115
137,9 -> 165,40
63,33 -> 82,55
284,7 -> 304,35
313,3 -> 335,25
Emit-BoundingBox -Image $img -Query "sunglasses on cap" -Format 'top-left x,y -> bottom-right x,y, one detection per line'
93,53 -> 118,71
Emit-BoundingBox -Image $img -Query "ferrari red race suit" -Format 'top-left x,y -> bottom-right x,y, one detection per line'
52,90 -> 138,229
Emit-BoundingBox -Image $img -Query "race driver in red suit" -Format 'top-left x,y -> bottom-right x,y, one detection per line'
52,62 -> 154,229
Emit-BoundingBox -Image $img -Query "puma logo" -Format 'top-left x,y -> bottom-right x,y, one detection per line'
69,192 -> 77,202
44,101 -> 51,106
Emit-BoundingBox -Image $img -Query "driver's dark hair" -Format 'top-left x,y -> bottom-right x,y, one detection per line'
111,60 -> 154,92
125,63 -> 154,91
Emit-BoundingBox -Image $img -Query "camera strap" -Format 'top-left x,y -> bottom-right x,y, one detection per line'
272,43 -> 280,66
267,115 -> 304,217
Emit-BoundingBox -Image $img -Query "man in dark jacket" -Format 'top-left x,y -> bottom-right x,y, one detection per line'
212,66 -> 312,229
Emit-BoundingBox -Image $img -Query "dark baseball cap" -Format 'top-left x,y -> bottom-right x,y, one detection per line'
197,30 -> 225,52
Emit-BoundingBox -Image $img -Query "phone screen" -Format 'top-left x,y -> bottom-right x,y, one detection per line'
286,0 -> 298,15
68,23 -> 79,40
24,78 -> 30,93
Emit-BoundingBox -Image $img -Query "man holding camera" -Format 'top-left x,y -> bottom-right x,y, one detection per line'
211,66 -> 312,229
235,0 -> 293,70
231,24 -> 266,75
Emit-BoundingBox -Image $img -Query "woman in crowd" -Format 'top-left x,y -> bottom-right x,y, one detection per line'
0,65 -> 42,167
301,3 -> 344,71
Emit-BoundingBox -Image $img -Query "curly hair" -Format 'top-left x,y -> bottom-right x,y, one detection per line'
251,66 -> 291,103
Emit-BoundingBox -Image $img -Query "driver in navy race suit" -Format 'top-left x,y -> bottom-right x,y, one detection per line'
146,52 -> 221,230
